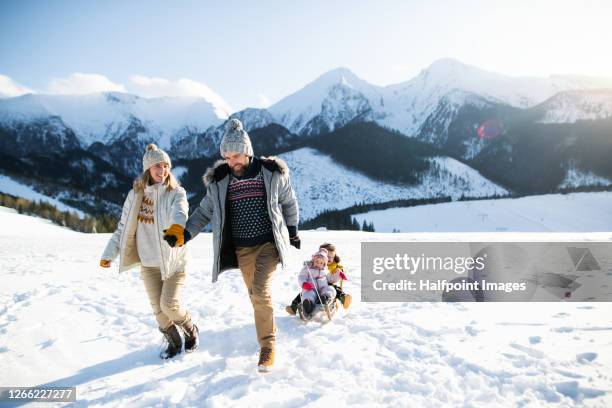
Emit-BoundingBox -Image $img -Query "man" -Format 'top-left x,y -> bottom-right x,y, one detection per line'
165,118 -> 300,372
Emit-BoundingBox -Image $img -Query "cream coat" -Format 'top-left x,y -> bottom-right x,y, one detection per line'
101,184 -> 189,280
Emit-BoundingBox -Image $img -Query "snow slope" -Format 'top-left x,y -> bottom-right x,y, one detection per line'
280,148 -> 508,221
354,192 -> 612,233
0,174 -> 85,217
538,90 -> 612,124
0,207 -> 610,407
559,167 -> 612,190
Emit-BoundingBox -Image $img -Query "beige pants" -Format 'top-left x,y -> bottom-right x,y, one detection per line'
235,242 -> 280,349
140,266 -> 190,330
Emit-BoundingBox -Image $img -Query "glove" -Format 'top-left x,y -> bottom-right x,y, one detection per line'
166,229 -> 192,247
288,226 -> 300,249
163,224 -> 185,247
100,259 -> 111,268
339,271 -> 348,281
302,282 -> 314,291
290,235 -> 301,249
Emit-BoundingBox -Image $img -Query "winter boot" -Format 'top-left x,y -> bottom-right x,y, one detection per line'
302,299 -> 314,317
177,316 -> 199,353
342,293 -> 352,309
257,346 -> 275,372
159,324 -> 182,359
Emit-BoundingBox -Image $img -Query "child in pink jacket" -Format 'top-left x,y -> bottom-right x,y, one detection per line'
299,248 -> 336,318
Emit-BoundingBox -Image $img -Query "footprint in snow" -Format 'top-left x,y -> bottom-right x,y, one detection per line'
529,336 -> 542,344
576,352 -> 597,363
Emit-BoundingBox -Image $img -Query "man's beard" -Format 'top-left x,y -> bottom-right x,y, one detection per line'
231,163 -> 246,176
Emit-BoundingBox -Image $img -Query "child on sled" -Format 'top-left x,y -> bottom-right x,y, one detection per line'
286,242 -> 352,315
298,248 -> 336,318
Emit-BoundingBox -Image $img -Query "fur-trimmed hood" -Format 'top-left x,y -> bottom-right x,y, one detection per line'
202,156 -> 289,186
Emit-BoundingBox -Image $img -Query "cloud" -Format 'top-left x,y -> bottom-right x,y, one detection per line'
129,75 -> 233,117
47,73 -> 126,95
0,74 -> 35,98
257,93 -> 272,108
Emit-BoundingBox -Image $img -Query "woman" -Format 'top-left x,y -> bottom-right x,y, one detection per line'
100,143 -> 199,359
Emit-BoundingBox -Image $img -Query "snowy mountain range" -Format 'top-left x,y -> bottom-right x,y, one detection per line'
2,58 -> 612,223
0,92 -> 226,148
3,59 -> 611,155
267,58 -> 612,138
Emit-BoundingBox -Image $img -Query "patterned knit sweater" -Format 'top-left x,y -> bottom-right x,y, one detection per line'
227,157 -> 274,247
136,184 -> 161,267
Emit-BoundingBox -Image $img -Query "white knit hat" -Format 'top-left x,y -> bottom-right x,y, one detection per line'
220,118 -> 253,157
142,143 -> 171,172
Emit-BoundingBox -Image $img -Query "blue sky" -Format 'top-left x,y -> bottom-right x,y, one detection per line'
1,0 -> 610,111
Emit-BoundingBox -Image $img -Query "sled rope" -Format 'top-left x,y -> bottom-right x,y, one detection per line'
306,264 -> 333,321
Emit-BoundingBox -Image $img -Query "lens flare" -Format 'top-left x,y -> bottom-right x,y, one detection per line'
477,119 -> 504,140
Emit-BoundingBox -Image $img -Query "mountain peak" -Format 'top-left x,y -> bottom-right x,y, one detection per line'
268,66 -> 383,134
314,67 -> 363,87
421,58 -> 483,79
103,91 -> 139,104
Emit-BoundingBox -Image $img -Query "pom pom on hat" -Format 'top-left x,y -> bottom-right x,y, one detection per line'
220,118 -> 253,157
225,118 -> 243,132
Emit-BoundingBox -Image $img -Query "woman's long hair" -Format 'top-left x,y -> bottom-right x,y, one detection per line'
133,167 -> 180,193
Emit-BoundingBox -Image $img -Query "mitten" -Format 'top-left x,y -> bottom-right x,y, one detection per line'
302,282 -> 314,291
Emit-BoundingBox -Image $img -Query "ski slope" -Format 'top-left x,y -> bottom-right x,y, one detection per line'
0,207 -> 610,407
354,192 -> 612,233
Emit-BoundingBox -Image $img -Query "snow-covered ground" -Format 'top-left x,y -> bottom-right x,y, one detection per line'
1,206 -> 610,407
354,192 -> 612,233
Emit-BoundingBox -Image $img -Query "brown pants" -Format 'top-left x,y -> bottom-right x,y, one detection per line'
235,242 -> 280,349
140,266 -> 190,330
